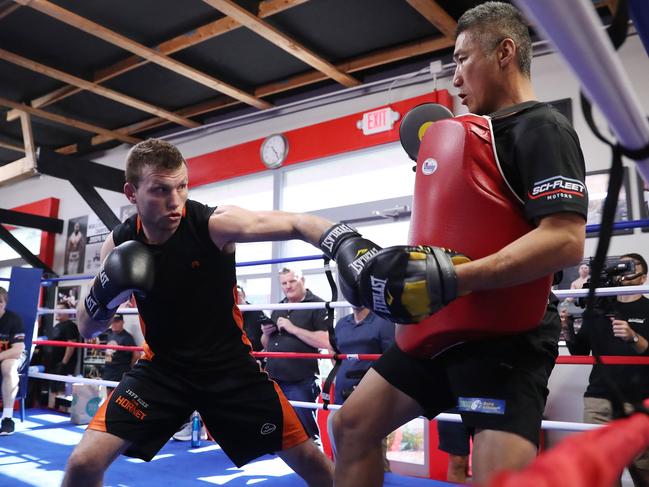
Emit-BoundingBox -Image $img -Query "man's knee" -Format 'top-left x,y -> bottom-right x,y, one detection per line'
1,359 -> 18,381
331,406 -> 375,449
65,447 -> 103,477
331,407 -> 348,443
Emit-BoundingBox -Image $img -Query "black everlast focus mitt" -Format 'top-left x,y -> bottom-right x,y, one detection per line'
357,245 -> 470,324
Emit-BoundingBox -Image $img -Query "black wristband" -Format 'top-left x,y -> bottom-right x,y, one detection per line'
319,223 -> 359,258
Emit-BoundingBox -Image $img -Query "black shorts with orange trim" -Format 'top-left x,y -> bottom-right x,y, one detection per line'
88,357 -> 308,466
372,335 -> 558,447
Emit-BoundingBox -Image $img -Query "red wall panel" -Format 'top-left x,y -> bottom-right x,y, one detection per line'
188,90 -> 453,188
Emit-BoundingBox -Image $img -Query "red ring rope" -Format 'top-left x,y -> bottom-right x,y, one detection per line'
32,340 -> 649,364
487,400 -> 649,487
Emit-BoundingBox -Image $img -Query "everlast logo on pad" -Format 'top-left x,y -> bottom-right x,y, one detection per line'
321,224 -> 355,253
370,276 -> 390,314
349,248 -> 380,276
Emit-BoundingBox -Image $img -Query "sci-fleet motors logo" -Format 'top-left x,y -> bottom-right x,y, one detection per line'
528,175 -> 586,201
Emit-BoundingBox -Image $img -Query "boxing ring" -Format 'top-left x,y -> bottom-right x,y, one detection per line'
1,233 -> 646,486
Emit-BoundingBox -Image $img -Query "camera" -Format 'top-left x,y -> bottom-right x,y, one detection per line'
595,259 -> 636,288
577,257 -> 637,313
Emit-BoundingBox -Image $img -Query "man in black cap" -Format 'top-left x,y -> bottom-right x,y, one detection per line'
102,314 -> 139,391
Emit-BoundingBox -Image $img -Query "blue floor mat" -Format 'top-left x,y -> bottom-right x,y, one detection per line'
0,409 -> 454,486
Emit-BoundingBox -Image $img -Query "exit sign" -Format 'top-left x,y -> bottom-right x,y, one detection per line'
357,107 -> 400,135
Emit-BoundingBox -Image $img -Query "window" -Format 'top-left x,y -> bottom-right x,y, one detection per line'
190,173 -> 274,275
0,227 -> 41,262
282,143 -> 415,213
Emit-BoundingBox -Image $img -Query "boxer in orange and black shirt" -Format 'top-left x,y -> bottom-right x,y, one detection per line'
64,139 -> 335,487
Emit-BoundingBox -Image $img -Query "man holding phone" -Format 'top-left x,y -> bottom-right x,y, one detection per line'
261,267 -> 331,443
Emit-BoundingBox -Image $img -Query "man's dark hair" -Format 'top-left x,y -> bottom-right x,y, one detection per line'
125,138 -> 187,186
621,253 -> 648,275
456,1 -> 532,77
0,286 -> 7,303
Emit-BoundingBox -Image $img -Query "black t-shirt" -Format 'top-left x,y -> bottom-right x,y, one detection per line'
102,328 -> 136,381
0,309 -> 25,352
491,101 -> 588,223
112,199 -> 254,372
242,309 -> 266,352
49,319 -> 80,369
567,297 -> 649,401
266,290 -> 328,382
486,101 -> 588,354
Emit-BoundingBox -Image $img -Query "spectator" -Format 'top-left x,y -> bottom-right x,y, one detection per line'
236,285 -> 266,353
0,287 -> 25,435
333,306 -> 394,471
262,267 -> 331,443
570,263 -> 591,290
566,253 -> 649,487
48,303 -> 80,382
333,306 -> 394,404
102,314 -> 140,391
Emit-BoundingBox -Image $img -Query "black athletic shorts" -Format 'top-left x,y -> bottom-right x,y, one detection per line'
89,358 -> 308,467
437,417 -> 472,456
373,336 -> 557,447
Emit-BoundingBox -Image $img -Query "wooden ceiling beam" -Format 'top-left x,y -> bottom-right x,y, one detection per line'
0,139 -> 25,153
259,35 -> 455,97
0,1 -> 19,20
0,95 -> 140,145
405,0 -> 457,39
18,111 -> 36,165
55,34 -> 454,154
202,0 -> 360,88
0,48 -> 199,129
14,0 -> 271,109
6,0 -> 307,121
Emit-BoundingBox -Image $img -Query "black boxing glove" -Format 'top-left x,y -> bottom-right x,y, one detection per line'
84,240 -> 155,322
357,245 -> 470,323
318,223 -> 382,307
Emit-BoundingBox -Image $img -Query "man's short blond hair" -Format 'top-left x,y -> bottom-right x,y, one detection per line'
279,267 -> 303,279
125,138 -> 187,185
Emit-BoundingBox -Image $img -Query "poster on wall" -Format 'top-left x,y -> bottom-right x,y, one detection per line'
56,285 -> 80,310
585,168 -> 632,237
64,216 -> 88,275
636,169 -> 649,232
84,214 -> 110,274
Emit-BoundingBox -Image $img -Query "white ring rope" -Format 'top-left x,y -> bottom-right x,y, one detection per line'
32,371 -> 602,433
36,285 -> 649,316
552,285 -> 649,299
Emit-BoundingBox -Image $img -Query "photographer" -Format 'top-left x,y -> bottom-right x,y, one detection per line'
566,253 -> 649,486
